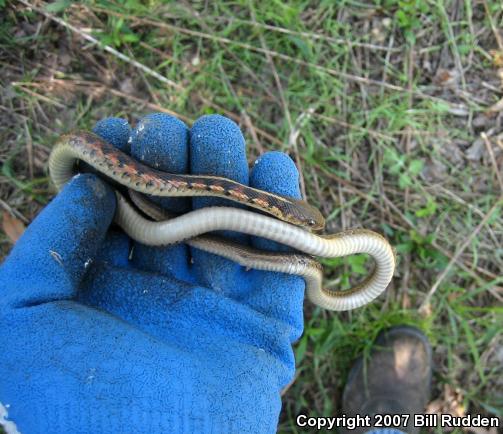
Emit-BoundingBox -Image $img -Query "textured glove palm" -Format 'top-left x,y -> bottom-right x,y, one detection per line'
0,114 -> 305,433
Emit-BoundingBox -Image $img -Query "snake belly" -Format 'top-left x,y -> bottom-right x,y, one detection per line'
49,131 -> 396,311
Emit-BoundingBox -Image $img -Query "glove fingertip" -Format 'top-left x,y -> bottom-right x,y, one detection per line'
131,113 -> 190,213
250,152 -> 302,252
190,115 -> 249,210
93,118 -> 132,152
131,113 -> 189,171
250,151 -> 301,199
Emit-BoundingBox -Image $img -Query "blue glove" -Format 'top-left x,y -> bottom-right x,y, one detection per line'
0,113 -> 306,433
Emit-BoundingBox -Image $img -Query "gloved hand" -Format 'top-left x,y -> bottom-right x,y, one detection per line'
0,113 -> 306,433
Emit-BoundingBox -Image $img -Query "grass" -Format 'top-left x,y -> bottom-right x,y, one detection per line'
1,1 -> 502,432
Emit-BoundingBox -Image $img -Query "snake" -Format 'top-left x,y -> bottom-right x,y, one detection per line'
49,131 -> 395,311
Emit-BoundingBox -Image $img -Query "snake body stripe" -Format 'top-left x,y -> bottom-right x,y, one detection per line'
49,131 -> 396,311
49,131 -> 325,229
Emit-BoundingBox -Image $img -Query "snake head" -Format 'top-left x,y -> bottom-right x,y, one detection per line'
287,198 -> 325,230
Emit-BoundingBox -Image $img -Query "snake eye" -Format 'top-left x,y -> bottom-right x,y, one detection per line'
307,219 -> 317,227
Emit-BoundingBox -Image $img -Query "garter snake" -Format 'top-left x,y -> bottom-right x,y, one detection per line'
49,131 -> 395,311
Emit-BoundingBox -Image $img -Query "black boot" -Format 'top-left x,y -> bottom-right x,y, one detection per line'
341,326 -> 432,434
